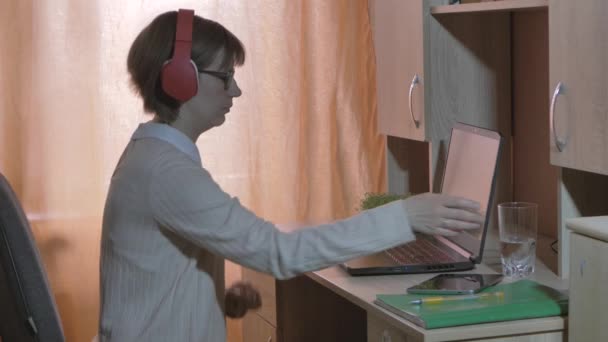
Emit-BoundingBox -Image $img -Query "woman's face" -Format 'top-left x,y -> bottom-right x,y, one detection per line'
178,50 -> 242,136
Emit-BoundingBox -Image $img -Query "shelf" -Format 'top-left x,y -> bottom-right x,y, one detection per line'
431,0 -> 548,15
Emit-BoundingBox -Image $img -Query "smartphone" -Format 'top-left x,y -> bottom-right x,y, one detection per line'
406,273 -> 503,295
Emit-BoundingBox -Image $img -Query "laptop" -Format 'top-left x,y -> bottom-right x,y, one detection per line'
342,123 -> 503,276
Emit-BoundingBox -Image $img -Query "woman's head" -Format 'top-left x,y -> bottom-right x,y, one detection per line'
127,11 -> 245,125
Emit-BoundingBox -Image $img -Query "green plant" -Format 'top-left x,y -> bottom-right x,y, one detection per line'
358,192 -> 410,211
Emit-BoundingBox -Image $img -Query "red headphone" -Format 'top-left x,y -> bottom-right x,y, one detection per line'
161,9 -> 198,102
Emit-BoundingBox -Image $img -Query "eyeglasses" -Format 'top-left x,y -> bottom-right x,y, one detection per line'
198,69 -> 234,90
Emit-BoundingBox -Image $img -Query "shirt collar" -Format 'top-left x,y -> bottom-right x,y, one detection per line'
131,121 -> 201,166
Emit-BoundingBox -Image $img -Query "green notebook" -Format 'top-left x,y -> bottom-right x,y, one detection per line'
375,279 -> 568,329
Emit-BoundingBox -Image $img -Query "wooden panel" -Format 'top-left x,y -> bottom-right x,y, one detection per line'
432,0 -> 548,15
569,233 -> 608,342
461,331 -> 563,342
242,268 -> 276,327
226,261 -> 243,342
367,312 -> 413,342
426,11 -> 512,238
276,275 -> 366,342
557,168 -> 608,277
243,313 -> 276,342
511,11 -> 558,239
426,11 -> 511,145
536,233 -> 558,275
370,0 -> 426,140
386,136 -> 430,196
567,216 -> 608,242
549,0 -> 608,175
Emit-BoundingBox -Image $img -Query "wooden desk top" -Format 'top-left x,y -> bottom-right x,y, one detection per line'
306,260 -> 566,342
566,216 -> 608,242
298,237 -> 568,342
306,261 -> 566,342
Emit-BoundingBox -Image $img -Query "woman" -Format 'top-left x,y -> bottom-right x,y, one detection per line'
99,9 -> 484,342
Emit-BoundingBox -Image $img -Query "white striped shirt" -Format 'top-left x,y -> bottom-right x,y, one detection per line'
99,122 -> 415,341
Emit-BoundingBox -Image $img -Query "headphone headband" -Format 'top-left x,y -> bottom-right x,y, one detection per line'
160,9 -> 199,102
173,9 -> 194,60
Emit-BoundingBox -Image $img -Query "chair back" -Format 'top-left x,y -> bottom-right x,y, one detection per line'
0,173 -> 65,342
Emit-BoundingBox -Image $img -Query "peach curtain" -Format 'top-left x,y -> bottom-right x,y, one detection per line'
0,0 -> 385,341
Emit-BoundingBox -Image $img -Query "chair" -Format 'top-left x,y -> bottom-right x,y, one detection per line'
0,173 -> 65,342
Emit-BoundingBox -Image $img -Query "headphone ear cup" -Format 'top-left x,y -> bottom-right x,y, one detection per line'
161,58 -> 199,102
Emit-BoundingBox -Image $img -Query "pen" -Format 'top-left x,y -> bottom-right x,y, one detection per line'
409,291 -> 504,305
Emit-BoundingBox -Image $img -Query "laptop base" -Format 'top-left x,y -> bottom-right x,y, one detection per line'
341,253 -> 475,276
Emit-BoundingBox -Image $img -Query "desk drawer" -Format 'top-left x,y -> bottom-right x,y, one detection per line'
368,311 -> 564,342
243,313 -> 277,342
461,332 -> 563,341
367,313 -> 409,342
243,268 -> 277,326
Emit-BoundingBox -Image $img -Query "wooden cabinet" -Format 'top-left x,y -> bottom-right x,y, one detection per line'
242,268 -> 367,342
243,268 -> 276,327
371,0 -> 512,204
370,0 -> 512,149
549,0 -> 608,175
367,313 -> 408,342
243,313 -> 276,342
370,0 -> 426,141
370,307 -> 564,342
369,303 -> 563,342
567,216 -> 608,342
242,268 -> 277,342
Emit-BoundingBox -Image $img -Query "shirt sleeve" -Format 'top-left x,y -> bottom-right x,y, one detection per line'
149,159 -> 416,280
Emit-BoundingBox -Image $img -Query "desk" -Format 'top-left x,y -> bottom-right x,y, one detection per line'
245,262 -> 567,342
299,261 -> 566,342
244,226 -> 567,342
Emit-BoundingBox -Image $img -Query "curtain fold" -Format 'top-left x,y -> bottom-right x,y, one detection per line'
0,1 -> 385,341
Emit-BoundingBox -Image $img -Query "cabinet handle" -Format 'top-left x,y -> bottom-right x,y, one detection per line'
549,82 -> 566,152
408,74 -> 421,128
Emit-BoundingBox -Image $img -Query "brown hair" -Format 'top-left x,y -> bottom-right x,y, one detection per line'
127,11 -> 245,123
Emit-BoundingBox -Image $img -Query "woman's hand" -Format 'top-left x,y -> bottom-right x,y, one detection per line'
225,281 -> 262,319
402,193 -> 485,236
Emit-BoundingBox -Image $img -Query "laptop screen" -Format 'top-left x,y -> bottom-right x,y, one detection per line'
440,123 -> 501,261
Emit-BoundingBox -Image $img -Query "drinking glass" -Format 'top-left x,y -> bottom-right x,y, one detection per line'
498,202 -> 538,278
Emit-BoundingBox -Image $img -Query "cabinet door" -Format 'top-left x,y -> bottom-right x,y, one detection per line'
549,0 -> 608,175
367,313 -> 409,342
243,313 -> 277,342
569,233 -> 608,342
370,0 -> 425,141
242,268 -> 277,326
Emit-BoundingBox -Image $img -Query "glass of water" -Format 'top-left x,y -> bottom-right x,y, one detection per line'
498,202 -> 538,278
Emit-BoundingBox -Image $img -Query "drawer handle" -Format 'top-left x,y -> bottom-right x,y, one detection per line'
408,74 -> 421,129
549,82 -> 566,152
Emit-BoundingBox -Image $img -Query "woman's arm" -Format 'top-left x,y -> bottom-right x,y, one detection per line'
149,160 -> 415,279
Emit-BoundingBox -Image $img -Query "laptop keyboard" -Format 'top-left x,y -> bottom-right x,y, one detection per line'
385,236 -> 462,265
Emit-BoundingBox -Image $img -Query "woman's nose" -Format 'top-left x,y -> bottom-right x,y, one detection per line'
229,79 -> 242,97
